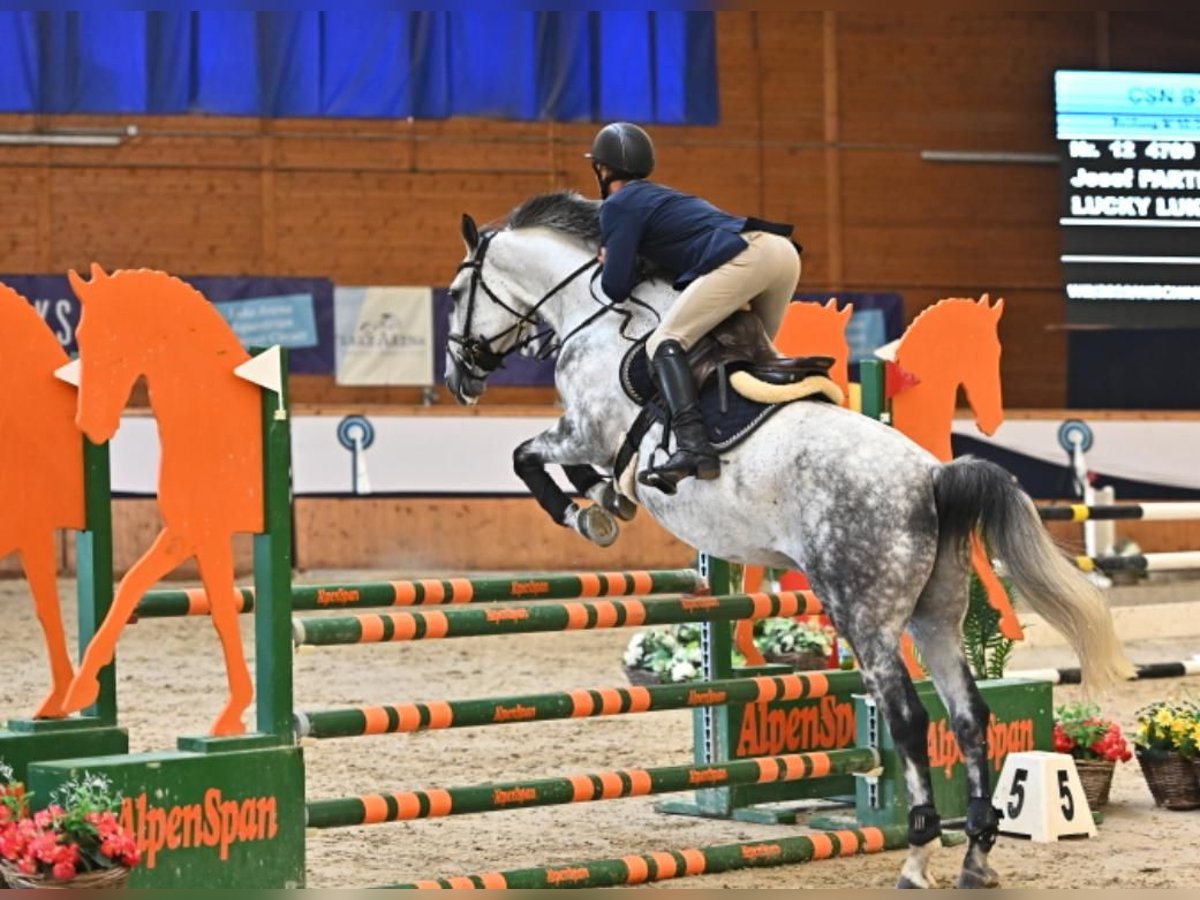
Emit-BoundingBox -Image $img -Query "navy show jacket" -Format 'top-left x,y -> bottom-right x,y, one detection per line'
599,179 -> 796,302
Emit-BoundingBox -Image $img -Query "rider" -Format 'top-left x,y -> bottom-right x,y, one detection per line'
587,121 -> 803,493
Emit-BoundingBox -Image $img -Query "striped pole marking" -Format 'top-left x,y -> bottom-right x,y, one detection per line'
1074,551 -> 1200,574
1009,656 -> 1200,686
291,590 -> 823,647
1039,502 -> 1200,523
294,670 -> 864,739
132,569 -> 704,618
304,747 -> 878,829
390,825 -> 908,889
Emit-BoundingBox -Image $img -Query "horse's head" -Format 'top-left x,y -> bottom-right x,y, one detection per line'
67,264 -> 140,443
960,295 -> 1005,436
445,213 -> 538,405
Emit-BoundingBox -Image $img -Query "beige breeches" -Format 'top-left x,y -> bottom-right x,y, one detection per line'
647,231 -> 801,356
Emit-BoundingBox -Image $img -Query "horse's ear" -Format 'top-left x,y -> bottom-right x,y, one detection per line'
823,298 -> 837,310
461,214 -> 480,252
839,303 -> 853,320
90,262 -> 107,281
68,269 -> 88,301
991,296 -> 1005,320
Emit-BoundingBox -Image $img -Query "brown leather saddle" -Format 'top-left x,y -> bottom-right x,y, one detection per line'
686,310 -> 834,405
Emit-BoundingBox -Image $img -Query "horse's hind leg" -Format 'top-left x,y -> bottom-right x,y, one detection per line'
20,534 -> 75,718
809,580 -> 942,889
908,534 -> 1001,889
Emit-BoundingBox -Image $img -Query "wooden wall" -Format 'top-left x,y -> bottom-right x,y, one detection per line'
3,12 -> 1199,409
4,13 -> 1200,576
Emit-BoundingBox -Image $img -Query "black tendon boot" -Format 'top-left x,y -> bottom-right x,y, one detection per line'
638,340 -> 720,494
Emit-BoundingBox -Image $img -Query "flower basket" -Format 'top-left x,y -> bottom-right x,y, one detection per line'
0,860 -> 130,890
1137,749 -> 1200,810
1073,758 -> 1116,809
763,649 -> 828,671
623,666 -> 662,687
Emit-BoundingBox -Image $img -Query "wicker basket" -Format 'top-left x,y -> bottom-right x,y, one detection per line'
763,649 -> 829,671
0,862 -> 131,890
623,666 -> 662,686
1137,750 -> 1200,810
1073,758 -> 1116,809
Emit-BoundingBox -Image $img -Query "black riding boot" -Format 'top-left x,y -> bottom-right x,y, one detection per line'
638,341 -> 720,495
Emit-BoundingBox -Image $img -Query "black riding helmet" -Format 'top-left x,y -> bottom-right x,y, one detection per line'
586,122 -> 654,197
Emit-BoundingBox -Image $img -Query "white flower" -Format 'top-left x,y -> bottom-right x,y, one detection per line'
670,660 -> 697,683
624,633 -> 646,667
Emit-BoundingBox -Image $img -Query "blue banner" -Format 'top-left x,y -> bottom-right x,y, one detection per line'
213,293 -> 320,350
0,274 -> 335,375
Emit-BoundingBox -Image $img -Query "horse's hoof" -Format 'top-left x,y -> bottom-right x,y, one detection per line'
577,505 -> 619,547
896,876 -> 926,890
957,865 -> 1000,889
607,491 -> 639,522
590,482 -> 638,521
614,494 -> 643,520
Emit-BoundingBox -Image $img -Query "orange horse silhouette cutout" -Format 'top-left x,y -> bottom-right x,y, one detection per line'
774,298 -> 853,401
0,284 -> 84,718
892,295 -> 1023,641
59,266 -> 264,736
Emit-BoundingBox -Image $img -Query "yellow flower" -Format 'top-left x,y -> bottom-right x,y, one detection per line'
1193,723 -> 1200,744
1155,707 -> 1174,727
1171,719 -> 1190,736
1136,722 -> 1150,740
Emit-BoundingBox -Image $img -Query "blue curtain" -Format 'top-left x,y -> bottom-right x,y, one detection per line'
0,11 -> 718,123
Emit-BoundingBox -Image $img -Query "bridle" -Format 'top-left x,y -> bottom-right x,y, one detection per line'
447,230 -> 656,383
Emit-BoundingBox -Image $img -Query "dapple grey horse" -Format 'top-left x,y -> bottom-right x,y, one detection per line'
444,192 -> 1132,889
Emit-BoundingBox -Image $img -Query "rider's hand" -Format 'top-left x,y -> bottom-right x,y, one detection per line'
597,247 -> 606,265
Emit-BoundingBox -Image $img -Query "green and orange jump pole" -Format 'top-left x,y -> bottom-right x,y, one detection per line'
291,590 -> 822,646
306,748 -> 879,829
391,825 -> 909,889
296,670 -> 864,740
132,568 -> 705,618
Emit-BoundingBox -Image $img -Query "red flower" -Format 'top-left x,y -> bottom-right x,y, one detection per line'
51,859 -> 77,881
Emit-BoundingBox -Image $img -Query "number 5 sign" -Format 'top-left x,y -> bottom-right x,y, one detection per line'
993,751 -> 1098,842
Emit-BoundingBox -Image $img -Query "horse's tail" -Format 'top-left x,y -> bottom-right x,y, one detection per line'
933,457 -> 1135,691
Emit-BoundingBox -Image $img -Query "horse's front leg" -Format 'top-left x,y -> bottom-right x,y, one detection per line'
514,424 -> 620,548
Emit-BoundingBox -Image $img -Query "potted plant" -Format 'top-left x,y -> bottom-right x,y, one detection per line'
1133,701 -> 1200,810
962,573 -> 1016,679
1052,703 -> 1132,808
0,765 -> 141,889
623,624 -> 746,684
755,618 -> 835,671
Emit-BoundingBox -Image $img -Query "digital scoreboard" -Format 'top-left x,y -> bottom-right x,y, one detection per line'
1056,70 -> 1200,328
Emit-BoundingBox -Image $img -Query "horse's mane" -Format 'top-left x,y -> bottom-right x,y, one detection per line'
503,191 -> 601,249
